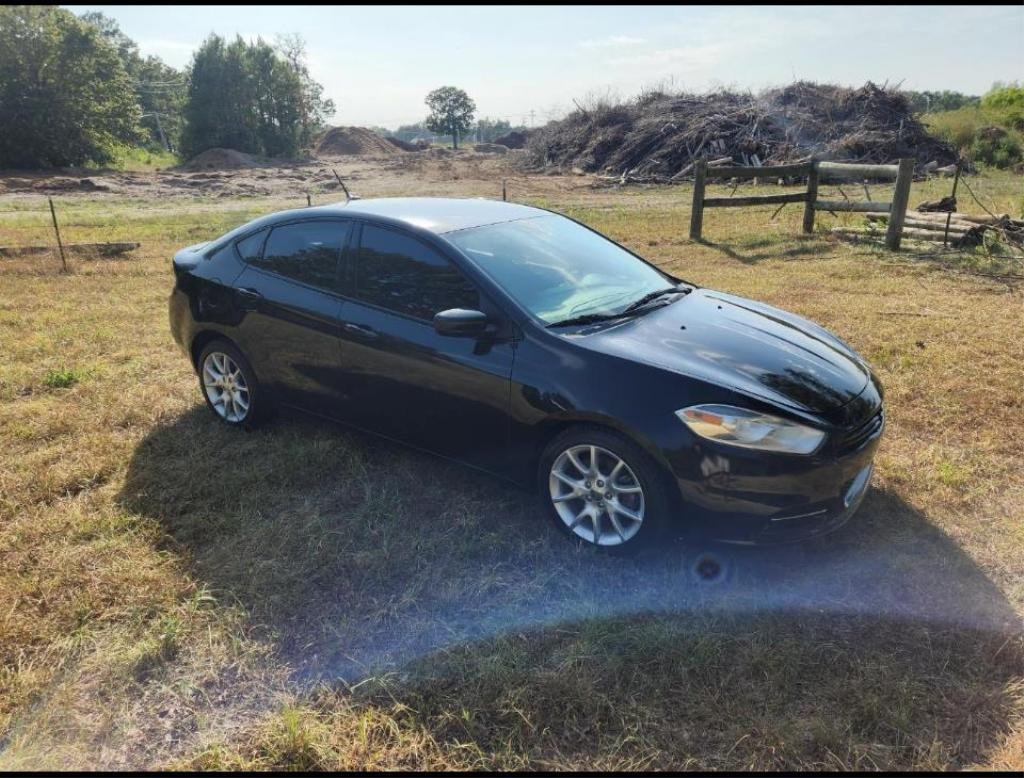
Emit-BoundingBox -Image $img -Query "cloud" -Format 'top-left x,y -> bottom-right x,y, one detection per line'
578,35 -> 646,49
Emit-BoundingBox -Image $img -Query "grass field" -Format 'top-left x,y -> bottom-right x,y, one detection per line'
1,164 -> 1022,770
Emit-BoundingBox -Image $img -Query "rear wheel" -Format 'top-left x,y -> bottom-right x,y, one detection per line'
197,340 -> 268,427
538,426 -> 673,553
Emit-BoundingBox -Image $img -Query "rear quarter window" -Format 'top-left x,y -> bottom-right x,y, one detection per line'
235,228 -> 269,262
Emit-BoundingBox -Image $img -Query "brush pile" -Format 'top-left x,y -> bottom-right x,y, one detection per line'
524,82 -> 957,181
494,130 -> 530,149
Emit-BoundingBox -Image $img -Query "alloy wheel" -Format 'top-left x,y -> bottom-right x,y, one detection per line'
549,444 -> 645,546
202,351 -> 250,423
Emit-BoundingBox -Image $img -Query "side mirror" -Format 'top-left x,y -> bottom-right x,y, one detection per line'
433,308 -> 488,337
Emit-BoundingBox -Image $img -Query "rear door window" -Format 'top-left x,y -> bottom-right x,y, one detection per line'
354,224 -> 479,320
250,220 -> 350,291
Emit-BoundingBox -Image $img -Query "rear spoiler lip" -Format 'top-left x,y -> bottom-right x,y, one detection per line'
172,241 -> 211,271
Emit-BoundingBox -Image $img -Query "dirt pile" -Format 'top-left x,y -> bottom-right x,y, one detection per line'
315,126 -> 403,157
178,148 -> 265,171
524,81 -> 958,179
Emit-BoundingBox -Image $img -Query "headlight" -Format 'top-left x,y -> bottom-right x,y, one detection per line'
676,404 -> 825,455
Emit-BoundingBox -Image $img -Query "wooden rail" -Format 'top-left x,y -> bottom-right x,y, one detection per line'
690,157 -> 916,250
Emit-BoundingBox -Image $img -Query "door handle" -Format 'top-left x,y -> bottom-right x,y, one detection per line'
236,287 -> 263,310
343,322 -> 377,338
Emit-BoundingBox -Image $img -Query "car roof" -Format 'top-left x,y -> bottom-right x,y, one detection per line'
300,196 -> 547,235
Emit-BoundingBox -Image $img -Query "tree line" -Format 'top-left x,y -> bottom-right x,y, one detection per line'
0,5 -> 334,168
389,116 -> 526,146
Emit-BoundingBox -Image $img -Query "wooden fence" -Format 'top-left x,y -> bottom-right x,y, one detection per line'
689,158 -> 915,250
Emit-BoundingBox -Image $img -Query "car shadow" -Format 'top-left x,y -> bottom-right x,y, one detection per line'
118,406 -> 1022,693
349,609 -> 1023,770
694,236 -> 826,265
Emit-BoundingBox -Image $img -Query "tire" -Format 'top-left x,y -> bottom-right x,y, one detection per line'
196,339 -> 269,428
537,425 -> 675,554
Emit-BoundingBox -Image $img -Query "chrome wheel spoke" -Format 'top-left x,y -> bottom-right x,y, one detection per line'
566,449 -> 587,476
612,503 -> 641,522
570,507 -> 588,529
553,471 -> 581,490
608,459 -> 624,481
607,508 -> 627,541
550,444 -> 645,547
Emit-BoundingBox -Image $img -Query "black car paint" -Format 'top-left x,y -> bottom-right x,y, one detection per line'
170,198 -> 884,544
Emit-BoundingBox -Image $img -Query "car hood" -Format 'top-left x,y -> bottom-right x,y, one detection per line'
582,288 -> 871,415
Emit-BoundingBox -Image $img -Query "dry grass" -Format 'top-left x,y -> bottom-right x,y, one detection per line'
1,163 -> 1022,770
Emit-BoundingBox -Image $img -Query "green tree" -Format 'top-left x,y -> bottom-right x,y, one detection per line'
79,11 -> 186,151
424,86 -> 476,149
0,5 -> 140,168
981,81 -> 1024,130
904,89 -> 979,114
393,122 -> 437,143
180,34 -> 321,159
274,34 -> 336,145
475,117 -> 511,142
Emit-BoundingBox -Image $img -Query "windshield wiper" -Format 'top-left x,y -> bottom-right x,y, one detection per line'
619,286 -> 688,315
546,311 -> 633,328
547,286 -> 690,329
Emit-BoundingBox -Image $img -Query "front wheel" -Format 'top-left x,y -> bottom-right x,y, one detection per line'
538,426 -> 674,553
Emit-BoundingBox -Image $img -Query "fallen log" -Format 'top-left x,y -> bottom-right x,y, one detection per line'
0,242 -> 140,258
863,210 -> 1014,226
864,214 -> 974,234
948,212 -> 1014,225
833,226 -> 984,243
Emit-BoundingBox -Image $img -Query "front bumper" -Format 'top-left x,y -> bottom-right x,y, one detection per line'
668,409 -> 884,544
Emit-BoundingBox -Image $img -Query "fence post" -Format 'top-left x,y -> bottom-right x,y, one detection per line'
802,161 -> 818,234
885,158 -> 915,250
689,158 -> 707,241
48,197 -> 68,273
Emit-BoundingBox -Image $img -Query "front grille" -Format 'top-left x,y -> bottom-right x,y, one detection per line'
836,409 -> 883,456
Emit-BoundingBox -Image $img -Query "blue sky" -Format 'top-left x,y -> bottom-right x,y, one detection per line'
63,5 -> 1024,128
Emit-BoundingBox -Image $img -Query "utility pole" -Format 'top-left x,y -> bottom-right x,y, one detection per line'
529,109 -> 535,127
153,112 -> 169,153
141,113 -> 171,153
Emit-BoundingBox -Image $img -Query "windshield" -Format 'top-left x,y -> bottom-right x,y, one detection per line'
447,214 -> 673,324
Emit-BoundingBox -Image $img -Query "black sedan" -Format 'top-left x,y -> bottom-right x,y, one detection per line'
169,197 -> 884,550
